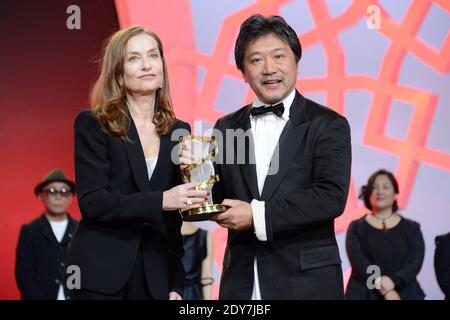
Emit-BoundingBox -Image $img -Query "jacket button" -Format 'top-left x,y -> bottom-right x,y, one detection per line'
60,262 -> 65,267
54,279 -> 60,284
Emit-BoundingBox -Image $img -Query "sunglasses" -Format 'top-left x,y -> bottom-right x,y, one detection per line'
42,187 -> 72,198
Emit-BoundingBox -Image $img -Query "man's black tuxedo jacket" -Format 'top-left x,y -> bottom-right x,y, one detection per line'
66,111 -> 189,299
213,91 -> 351,299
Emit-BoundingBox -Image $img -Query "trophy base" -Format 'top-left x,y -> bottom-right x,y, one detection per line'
180,203 -> 230,221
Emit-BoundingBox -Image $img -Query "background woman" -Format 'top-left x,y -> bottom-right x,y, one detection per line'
345,169 -> 425,300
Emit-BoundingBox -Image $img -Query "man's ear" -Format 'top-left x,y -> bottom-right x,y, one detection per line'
241,71 -> 248,83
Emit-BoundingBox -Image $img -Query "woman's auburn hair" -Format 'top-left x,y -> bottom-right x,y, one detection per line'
90,26 -> 175,138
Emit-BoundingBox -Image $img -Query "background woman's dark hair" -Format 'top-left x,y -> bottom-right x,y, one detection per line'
359,169 -> 400,212
234,14 -> 302,72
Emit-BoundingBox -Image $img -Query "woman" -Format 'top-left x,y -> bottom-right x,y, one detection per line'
66,26 -> 207,300
345,169 -> 425,300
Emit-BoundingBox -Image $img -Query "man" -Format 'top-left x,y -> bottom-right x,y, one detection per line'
15,169 -> 78,300
211,14 -> 351,299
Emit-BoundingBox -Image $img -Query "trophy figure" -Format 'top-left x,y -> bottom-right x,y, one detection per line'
179,135 -> 229,221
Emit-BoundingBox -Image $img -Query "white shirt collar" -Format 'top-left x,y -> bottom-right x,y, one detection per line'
251,88 -> 296,120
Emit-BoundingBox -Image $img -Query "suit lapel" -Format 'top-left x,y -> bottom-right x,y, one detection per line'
149,132 -> 170,190
261,92 -> 309,200
38,214 -> 56,243
123,116 -> 151,192
233,106 -> 260,200
60,215 -> 77,245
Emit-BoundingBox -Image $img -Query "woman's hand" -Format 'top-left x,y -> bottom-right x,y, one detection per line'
179,142 -> 194,170
383,290 -> 401,300
168,291 -> 182,300
376,275 -> 395,295
163,182 -> 208,211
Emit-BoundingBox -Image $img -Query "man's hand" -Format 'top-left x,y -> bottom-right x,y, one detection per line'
168,291 -> 182,300
210,199 -> 253,230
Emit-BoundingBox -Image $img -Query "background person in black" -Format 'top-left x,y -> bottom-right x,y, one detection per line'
15,169 -> 78,300
345,169 -> 425,300
66,26 -> 207,300
181,221 -> 213,300
434,232 -> 450,299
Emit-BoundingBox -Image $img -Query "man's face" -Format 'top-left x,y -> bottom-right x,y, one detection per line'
38,182 -> 73,215
241,33 -> 298,105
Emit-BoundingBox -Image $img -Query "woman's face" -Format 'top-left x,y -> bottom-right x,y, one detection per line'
369,174 -> 397,212
122,33 -> 164,95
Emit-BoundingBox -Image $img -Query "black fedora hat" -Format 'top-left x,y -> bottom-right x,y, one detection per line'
34,168 -> 76,196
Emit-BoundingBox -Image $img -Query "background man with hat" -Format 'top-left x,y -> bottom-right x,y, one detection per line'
15,168 -> 78,300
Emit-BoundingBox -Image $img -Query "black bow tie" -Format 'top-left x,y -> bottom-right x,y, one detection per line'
250,102 -> 285,118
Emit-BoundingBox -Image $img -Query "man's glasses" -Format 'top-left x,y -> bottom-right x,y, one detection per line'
42,187 -> 72,198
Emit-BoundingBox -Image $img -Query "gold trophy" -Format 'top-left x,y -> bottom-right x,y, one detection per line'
179,135 -> 229,221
